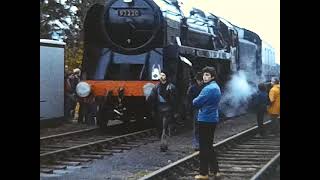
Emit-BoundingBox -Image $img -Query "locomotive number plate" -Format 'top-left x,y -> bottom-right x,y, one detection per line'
118,9 -> 140,17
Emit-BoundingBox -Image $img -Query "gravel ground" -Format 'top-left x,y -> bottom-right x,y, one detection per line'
265,164 -> 280,180
40,113 -> 275,180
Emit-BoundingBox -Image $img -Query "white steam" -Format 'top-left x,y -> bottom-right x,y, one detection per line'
220,70 -> 258,117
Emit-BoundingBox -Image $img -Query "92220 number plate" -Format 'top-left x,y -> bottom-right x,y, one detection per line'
118,9 -> 140,17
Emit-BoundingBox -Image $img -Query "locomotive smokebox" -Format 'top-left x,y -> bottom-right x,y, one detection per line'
102,0 -> 163,54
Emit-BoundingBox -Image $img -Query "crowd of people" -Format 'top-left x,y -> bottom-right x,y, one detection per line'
64,65 -> 280,180
146,66 -> 280,179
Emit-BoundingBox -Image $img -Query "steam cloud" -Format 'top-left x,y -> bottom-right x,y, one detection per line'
219,70 -> 258,117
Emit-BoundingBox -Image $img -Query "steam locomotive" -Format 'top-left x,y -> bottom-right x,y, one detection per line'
75,0 -> 278,127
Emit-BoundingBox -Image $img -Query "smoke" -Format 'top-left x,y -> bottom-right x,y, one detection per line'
219,70 -> 258,117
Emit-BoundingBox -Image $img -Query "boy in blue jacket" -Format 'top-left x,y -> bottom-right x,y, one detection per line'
193,66 -> 221,180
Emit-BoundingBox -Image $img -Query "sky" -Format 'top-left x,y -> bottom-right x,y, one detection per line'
181,0 -> 280,64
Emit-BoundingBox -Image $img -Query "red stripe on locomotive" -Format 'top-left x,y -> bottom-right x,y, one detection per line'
85,80 -> 157,97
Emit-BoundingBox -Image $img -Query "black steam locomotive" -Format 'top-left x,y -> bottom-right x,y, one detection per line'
76,0 -> 276,127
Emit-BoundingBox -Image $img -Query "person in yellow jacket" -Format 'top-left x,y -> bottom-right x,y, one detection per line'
268,77 -> 280,134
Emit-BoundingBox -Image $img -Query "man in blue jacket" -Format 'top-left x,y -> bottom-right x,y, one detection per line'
193,66 -> 221,180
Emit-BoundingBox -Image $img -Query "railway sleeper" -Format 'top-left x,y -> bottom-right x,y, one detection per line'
40,148 -> 62,152
218,157 -> 271,161
40,165 -> 67,170
250,137 -> 280,141
76,154 -> 104,159
103,148 -> 123,153
219,153 -> 274,158
219,166 -> 258,173
120,143 -> 140,147
230,148 -> 279,152
234,144 -> 280,149
130,140 -> 148,145
111,145 -> 132,150
55,161 -> 81,166
242,142 -> 280,145
42,145 -> 71,149
40,168 -> 54,174
64,157 -> 92,162
67,140 -> 94,143
219,164 -> 262,168
224,150 -> 276,155
219,160 -> 265,165
139,137 -> 158,142
219,172 -> 252,178
89,151 -> 113,156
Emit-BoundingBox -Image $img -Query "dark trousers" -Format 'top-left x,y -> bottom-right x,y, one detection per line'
65,93 -> 76,119
199,122 -> 219,175
158,111 -> 173,149
257,109 -> 265,135
78,102 -> 87,124
270,114 -> 280,134
192,110 -> 199,149
78,102 -> 96,124
155,105 -> 173,137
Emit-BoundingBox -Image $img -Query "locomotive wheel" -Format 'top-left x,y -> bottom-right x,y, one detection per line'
97,106 -> 110,128
137,113 -> 153,128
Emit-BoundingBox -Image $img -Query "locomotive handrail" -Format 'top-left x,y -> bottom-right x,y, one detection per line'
178,44 -> 232,60
161,10 -> 182,17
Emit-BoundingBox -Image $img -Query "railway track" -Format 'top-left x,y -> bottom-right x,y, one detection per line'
40,121 -> 100,136
40,128 -> 158,174
40,113 -> 257,176
139,121 -> 280,180
40,127 -> 99,145
40,120 -> 148,153
40,113 -> 246,145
